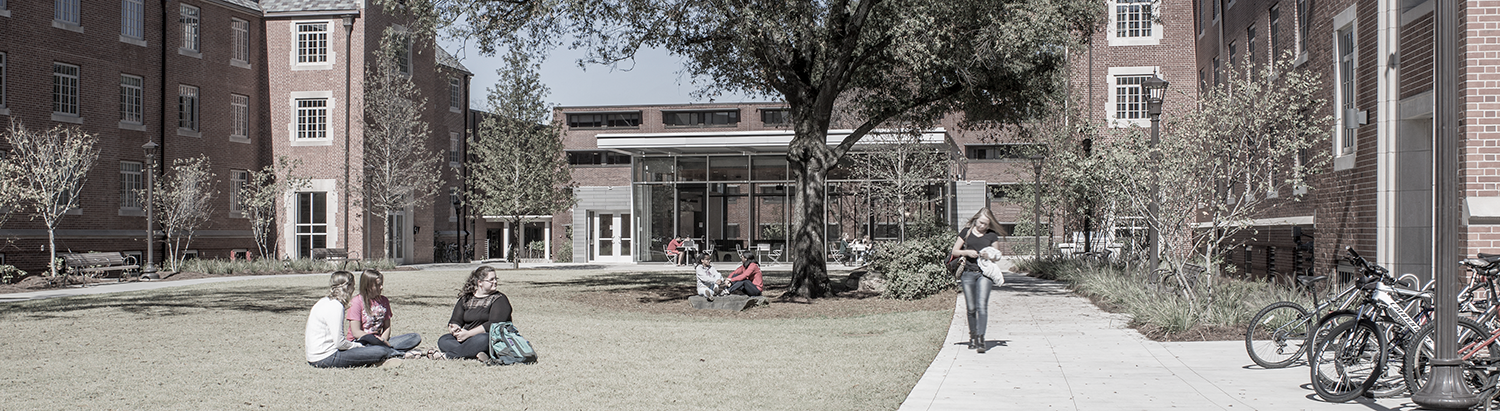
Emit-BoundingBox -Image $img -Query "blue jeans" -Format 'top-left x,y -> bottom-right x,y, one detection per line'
309,333 -> 422,368
438,332 -> 490,359
726,280 -> 761,296
961,270 -> 993,337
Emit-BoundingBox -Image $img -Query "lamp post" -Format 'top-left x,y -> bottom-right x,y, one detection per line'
1028,149 -> 1047,260
1141,75 -> 1169,272
141,142 -> 159,280
1412,0 -> 1475,408
451,193 -> 464,262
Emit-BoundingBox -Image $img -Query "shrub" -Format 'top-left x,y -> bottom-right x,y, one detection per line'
173,257 -> 397,275
872,233 -> 955,300
0,265 -> 26,284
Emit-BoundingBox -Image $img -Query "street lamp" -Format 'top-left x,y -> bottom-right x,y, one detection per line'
451,192 -> 465,262
1027,148 -> 1047,261
141,142 -> 159,280
1141,75 -> 1169,272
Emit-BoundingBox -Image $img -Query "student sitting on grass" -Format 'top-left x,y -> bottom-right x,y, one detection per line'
304,271 -> 401,368
695,254 -> 728,297
724,252 -> 764,296
435,266 -> 513,361
346,269 -> 424,359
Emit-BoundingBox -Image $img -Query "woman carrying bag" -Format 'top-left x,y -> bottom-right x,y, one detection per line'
950,208 -> 1005,353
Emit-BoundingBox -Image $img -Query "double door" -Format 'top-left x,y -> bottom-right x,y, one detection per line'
590,212 -> 631,262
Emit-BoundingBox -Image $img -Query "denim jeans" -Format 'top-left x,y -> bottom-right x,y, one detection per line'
357,332 -> 422,355
961,270 -> 994,337
308,345 -> 393,368
726,280 -> 762,296
438,332 -> 490,359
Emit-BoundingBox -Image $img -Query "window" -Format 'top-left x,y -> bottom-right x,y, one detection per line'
296,23 -> 329,64
231,94 -> 249,140
395,34 -> 412,75
55,0 -> 79,25
296,192 -> 328,258
1298,0 -> 1310,56
449,132 -> 461,165
967,144 -> 1045,160
663,110 -> 740,126
230,169 -> 248,214
1269,6 -> 1281,59
1337,24 -> 1356,155
53,63 -> 80,116
567,151 -> 633,165
567,112 -> 640,128
232,18 -> 250,65
0,53 -> 6,109
1114,0 -> 1153,38
121,75 -> 143,124
449,77 -> 462,111
121,161 -> 143,209
1228,41 -> 1237,66
296,98 -> 328,139
178,85 -> 198,131
122,0 -> 144,39
1114,75 -> 1148,121
180,4 -> 200,53
1212,57 -> 1222,85
1246,25 -> 1257,65
761,109 -> 790,125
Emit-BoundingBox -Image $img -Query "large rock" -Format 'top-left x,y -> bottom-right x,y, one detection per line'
854,269 -> 887,294
688,295 -> 770,311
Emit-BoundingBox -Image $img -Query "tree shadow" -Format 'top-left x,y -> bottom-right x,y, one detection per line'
1,285 -> 321,319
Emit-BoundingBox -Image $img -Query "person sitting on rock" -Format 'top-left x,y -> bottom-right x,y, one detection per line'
694,254 -> 728,297
725,251 -> 764,297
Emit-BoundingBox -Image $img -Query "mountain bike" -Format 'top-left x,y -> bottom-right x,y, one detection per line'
1308,247 -> 1434,402
1244,269 -> 1361,369
1402,253 -> 1500,406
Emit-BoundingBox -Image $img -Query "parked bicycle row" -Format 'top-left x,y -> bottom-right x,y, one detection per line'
1245,247 -> 1500,408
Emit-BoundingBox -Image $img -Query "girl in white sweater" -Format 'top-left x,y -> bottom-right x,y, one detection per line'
304,271 -> 400,368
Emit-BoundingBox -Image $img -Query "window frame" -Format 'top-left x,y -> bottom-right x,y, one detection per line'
55,0 -> 80,26
449,132 -> 461,166
0,52 -> 6,111
179,4 -> 200,54
1269,5 -> 1281,60
121,0 -> 145,41
120,161 -> 144,211
566,112 -> 642,129
1108,0 -> 1161,46
1333,8 -> 1359,160
1105,66 -> 1158,128
121,74 -> 144,125
760,108 -> 791,125
231,94 -> 250,142
231,18 -> 250,67
230,169 -> 248,216
178,84 -> 199,133
293,21 -> 333,69
449,77 -> 462,112
53,62 -> 81,117
661,109 -> 741,127
295,98 -> 330,141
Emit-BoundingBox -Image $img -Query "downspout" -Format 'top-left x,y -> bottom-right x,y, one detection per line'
342,15 -> 355,258
462,73 -> 471,260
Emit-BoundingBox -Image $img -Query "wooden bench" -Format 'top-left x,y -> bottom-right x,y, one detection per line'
60,252 -> 139,281
311,248 -> 361,270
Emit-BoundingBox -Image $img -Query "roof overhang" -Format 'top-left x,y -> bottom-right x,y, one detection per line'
596,129 -> 950,155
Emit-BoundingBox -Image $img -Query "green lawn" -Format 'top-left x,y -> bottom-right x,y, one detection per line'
0,267 -> 951,409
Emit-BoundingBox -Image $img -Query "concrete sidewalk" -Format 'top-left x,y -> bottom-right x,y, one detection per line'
899,271 -> 1416,411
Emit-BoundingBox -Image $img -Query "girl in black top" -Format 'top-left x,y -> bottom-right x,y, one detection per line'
436,266 -> 513,360
951,208 -> 1004,353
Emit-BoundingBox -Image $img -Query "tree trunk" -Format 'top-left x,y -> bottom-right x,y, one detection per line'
380,214 -> 392,263
511,217 -> 522,269
786,145 -> 832,299
47,226 -> 57,278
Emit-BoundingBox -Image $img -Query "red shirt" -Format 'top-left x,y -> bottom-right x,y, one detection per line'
728,262 -> 763,291
666,238 -> 683,253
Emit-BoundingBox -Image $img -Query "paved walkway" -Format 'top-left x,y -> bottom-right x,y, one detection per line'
899,270 -> 1417,411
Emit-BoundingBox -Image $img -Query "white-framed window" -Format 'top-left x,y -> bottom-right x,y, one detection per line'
296,192 -> 328,258
1212,56 -> 1222,85
121,161 -> 143,210
231,94 -> 249,140
232,18 -> 250,65
1333,6 -> 1358,159
1108,0 -> 1161,46
449,132 -> 461,166
396,33 -> 413,75
1105,66 -> 1159,128
0,52 -> 6,110
295,22 -> 330,64
296,98 -> 328,140
1228,41 -> 1238,66
1246,25 -> 1257,65
1269,5 -> 1281,59
55,0 -> 80,26
230,169 -> 248,215
180,4 -> 200,53
1297,0 -> 1310,59
121,0 -> 144,40
53,63 -> 80,116
121,74 -> 143,124
179,84 -> 199,131
449,77 -> 462,112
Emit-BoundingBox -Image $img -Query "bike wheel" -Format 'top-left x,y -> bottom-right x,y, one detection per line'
1246,301 -> 1311,369
1368,317 -> 1412,398
1306,310 -> 1359,366
1403,317 -> 1495,395
1310,319 -> 1386,403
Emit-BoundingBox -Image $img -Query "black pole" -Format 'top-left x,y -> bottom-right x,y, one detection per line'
142,142 -> 159,279
1148,110 -> 1161,272
1033,159 -> 1042,260
342,15 -> 355,261
1412,0 -> 1474,408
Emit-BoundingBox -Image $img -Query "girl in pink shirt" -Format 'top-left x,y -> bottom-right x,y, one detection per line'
345,270 -> 423,357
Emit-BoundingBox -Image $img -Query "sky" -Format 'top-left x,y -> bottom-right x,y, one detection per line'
438,40 -> 763,109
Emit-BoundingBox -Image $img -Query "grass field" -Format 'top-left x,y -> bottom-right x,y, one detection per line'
0,266 -> 952,409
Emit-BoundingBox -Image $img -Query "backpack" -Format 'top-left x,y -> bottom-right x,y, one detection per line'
487,321 -> 538,365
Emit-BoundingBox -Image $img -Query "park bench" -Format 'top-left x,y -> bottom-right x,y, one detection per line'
60,252 -> 139,281
311,248 -> 361,271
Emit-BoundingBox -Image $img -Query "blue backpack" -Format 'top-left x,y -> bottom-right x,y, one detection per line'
487,321 -> 537,365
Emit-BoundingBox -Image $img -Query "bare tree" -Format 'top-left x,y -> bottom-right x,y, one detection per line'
363,29 -> 442,261
849,132 -> 955,242
467,49 -> 575,268
2,121 -> 100,278
153,155 -> 218,271
241,156 -> 309,260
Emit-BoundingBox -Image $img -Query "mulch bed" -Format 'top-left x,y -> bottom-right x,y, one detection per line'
572,278 -> 955,320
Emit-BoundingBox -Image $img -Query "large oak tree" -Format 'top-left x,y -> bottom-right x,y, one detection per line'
388,0 -> 1103,298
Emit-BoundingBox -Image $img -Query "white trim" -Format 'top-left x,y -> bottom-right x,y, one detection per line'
1106,0 -> 1163,46
283,179 -> 340,259
289,20 -> 336,71
288,91 -> 335,146
1193,216 -> 1315,228
596,128 -> 947,150
1105,66 -> 1159,128
1331,5 -> 1359,168
1376,0 -> 1401,278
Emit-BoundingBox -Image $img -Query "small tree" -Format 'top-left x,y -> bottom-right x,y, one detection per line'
153,155 -> 218,271
241,156 -> 309,260
3,121 -> 99,278
849,132 -> 955,242
468,49 -> 575,269
363,29 -> 442,261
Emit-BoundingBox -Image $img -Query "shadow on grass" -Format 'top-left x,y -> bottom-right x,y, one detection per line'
1,286 -> 459,320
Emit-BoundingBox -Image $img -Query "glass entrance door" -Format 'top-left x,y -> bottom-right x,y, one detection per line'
591,212 -> 632,262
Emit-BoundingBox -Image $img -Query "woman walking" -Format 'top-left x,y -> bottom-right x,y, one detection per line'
951,208 -> 1004,353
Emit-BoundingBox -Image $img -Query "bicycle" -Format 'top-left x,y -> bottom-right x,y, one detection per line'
1402,253 -> 1500,405
1307,247 -> 1435,402
1244,268 -> 1362,369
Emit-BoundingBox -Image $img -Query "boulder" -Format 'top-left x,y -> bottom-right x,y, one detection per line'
856,269 -> 887,294
688,295 -> 770,311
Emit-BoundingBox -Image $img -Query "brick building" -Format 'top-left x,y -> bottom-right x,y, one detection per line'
1199,0 -> 1473,281
0,0 -> 468,272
